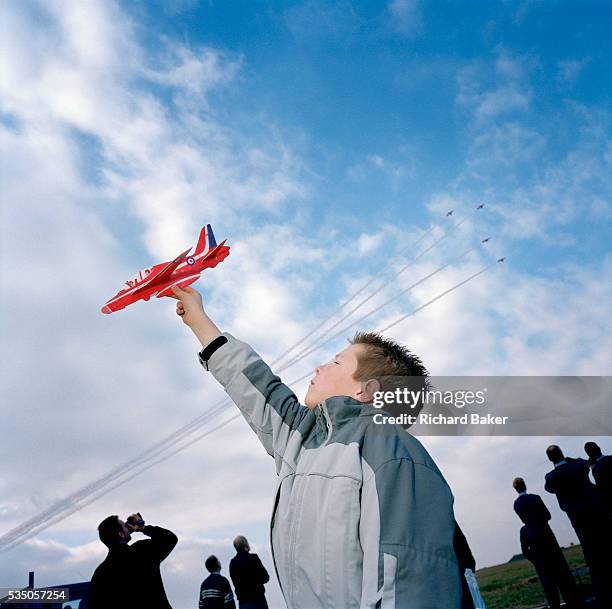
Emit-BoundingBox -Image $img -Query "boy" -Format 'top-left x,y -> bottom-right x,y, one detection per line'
199,555 -> 236,609
172,285 -> 461,609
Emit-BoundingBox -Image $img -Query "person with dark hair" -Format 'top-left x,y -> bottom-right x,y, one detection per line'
88,513 -> 178,609
171,286 -> 461,609
512,477 -> 582,609
229,536 -> 269,609
199,555 -> 236,609
584,441 -> 612,514
544,446 -> 612,606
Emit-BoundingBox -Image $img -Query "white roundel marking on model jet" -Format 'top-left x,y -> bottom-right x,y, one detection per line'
187,257 -> 195,265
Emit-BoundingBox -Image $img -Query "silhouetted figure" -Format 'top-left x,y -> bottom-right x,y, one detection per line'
453,522 -> 476,609
229,536 -> 269,609
584,441 -> 612,515
545,446 -> 612,606
88,513 -> 177,609
199,555 -> 236,609
512,477 -> 582,609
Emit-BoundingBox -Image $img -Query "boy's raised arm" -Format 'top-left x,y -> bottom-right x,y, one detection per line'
171,285 -> 222,347
172,286 -> 309,467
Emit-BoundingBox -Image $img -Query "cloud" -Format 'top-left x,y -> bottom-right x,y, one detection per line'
556,58 -> 590,86
387,0 -> 422,34
357,231 -> 384,255
469,123 -> 545,166
347,152 -> 415,183
284,0 -> 358,40
456,49 -> 536,123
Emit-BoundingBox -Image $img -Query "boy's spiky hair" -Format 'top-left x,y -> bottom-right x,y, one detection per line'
350,331 -> 429,384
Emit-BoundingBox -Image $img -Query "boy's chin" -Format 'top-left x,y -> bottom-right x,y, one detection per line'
304,390 -> 319,410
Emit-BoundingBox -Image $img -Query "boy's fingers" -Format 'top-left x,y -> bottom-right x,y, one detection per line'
171,285 -> 186,297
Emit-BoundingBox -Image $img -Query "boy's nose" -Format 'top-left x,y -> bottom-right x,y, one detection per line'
315,366 -> 321,375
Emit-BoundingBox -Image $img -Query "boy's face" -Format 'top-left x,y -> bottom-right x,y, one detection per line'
304,343 -> 365,409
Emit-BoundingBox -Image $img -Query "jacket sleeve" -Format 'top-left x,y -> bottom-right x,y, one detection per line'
221,578 -> 236,609
359,458 -> 461,609
198,582 -> 205,609
252,553 -> 270,584
202,332 -> 310,468
140,525 -> 178,563
544,471 -> 556,494
520,526 -> 535,560
535,495 -> 552,521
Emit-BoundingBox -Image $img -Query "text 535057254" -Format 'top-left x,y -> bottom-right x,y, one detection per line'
0,588 -> 69,604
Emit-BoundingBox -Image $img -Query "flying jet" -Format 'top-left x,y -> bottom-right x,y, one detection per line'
101,224 -> 230,314
481,237 -> 491,243
497,257 -> 506,263
446,210 -> 454,217
476,204 -> 485,210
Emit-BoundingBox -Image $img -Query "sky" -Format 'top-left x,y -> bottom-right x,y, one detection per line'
1,0 -> 611,607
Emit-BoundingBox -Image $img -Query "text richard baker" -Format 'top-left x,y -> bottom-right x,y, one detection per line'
373,412 -> 509,425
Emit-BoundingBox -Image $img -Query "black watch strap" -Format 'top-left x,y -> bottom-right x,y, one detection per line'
198,335 -> 228,370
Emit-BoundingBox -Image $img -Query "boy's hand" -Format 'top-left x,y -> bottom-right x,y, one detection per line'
171,285 -> 205,327
171,285 -> 222,347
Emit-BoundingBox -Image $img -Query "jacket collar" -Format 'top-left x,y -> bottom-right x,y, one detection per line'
316,395 -> 377,435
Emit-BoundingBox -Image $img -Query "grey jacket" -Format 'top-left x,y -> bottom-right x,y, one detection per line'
202,333 -> 461,609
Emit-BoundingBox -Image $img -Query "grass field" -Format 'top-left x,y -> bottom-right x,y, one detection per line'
476,545 -> 590,609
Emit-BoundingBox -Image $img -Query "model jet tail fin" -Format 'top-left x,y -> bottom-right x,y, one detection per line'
194,224 -> 217,256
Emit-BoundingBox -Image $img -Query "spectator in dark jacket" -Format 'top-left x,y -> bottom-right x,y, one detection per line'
513,477 -> 582,609
199,555 -> 236,609
88,513 -> 177,609
584,441 -> 612,514
545,445 -> 612,606
229,536 -> 269,609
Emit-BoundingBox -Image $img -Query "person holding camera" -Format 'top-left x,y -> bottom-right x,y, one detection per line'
88,512 -> 178,609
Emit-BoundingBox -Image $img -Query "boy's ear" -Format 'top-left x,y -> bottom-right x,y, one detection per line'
356,378 -> 381,403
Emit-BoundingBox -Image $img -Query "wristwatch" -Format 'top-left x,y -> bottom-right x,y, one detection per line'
198,335 -> 228,370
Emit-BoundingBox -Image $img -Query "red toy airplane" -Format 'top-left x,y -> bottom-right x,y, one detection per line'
101,224 -> 230,314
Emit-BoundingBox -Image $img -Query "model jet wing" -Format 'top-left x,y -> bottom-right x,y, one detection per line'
132,247 -> 191,294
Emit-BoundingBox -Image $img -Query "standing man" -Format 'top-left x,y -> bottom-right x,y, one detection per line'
199,555 -> 236,609
512,477 -> 582,609
584,441 -> 612,514
88,513 -> 178,609
544,445 -> 611,606
229,536 -> 269,609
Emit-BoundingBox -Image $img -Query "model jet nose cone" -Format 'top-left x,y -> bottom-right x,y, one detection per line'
101,305 -> 112,314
